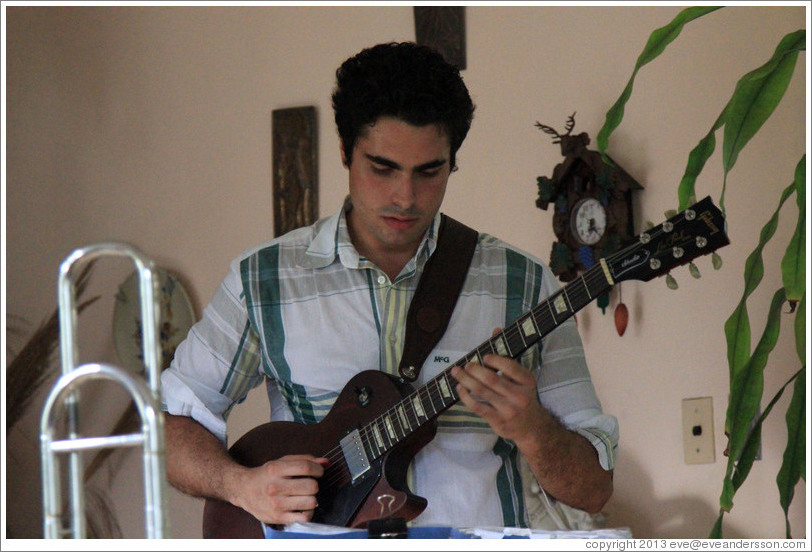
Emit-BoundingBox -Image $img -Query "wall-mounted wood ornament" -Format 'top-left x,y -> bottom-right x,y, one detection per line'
414,6 -> 466,70
272,106 -> 319,237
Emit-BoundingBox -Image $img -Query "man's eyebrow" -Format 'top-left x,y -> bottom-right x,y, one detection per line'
365,154 -> 447,172
365,154 -> 401,170
415,159 -> 448,172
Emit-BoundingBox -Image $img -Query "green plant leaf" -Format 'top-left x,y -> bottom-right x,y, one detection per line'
732,287 -> 785,419
679,30 -> 804,211
722,30 -> 805,173
710,511 -> 724,539
720,288 -> 787,511
730,367 -> 802,492
596,6 -> 723,157
781,156 -> 806,302
724,182 -> 795,384
729,423 -> 762,494
794,293 -> 806,365
777,367 -> 805,538
677,116 -> 723,211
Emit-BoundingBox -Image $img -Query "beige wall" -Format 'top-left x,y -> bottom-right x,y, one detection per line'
4,4 -> 806,540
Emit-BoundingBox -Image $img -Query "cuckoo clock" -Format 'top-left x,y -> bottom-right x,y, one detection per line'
535,113 -> 643,284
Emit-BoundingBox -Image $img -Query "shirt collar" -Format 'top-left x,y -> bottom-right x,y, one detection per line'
299,196 -> 441,274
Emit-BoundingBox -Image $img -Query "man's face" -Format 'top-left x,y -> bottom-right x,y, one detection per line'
344,117 -> 451,267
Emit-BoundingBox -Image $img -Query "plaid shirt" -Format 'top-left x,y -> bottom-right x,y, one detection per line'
162,200 -> 618,528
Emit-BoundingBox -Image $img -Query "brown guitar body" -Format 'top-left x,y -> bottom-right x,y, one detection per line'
202,370 -> 438,538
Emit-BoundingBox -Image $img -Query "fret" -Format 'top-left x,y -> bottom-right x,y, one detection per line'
412,395 -> 427,422
480,344 -> 493,360
396,404 -> 411,433
379,418 -> 394,448
525,304 -> 546,338
564,287 -> 574,311
492,334 -> 509,357
546,299 -> 558,325
371,422 -> 385,452
423,385 -> 438,416
392,407 -> 407,438
553,292 -> 570,316
580,273 -> 593,300
438,373 -> 454,403
433,381 -> 445,412
383,414 -> 397,441
392,409 -> 406,439
514,320 -> 528,348
505,328 -> 526,355
520,313 -> 539,341
402,397 -> 420,429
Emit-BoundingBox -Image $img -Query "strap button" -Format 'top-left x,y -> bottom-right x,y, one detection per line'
401,365 -> 417,380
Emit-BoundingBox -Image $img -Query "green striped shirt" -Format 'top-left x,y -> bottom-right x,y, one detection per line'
162,200 -> 618,528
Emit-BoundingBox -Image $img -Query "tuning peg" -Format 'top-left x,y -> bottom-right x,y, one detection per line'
712,252 -> 723,270
666,273 -> 679,290
665,209 -> 678,220
689,262 -> 701,279
643,220 -> 654,231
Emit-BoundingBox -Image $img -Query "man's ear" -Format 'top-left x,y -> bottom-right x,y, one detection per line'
339,141 -> 350,168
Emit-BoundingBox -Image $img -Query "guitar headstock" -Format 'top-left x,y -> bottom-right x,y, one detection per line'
605,196 -> 730,283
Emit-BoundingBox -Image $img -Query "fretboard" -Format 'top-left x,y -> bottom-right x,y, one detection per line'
357,259 -> 615,462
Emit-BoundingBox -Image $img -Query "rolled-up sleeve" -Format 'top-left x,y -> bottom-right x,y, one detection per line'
161,260 -> 264,444
529,259 -> 618,471
535,317 -> 619,471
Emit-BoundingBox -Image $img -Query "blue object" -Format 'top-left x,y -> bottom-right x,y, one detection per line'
578,245 -> 596,269
265,524 -> 476,539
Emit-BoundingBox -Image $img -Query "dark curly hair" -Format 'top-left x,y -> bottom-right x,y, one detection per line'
332,42 -> 475,171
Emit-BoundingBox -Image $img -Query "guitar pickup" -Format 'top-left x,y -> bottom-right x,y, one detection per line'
339,429 -> 371,483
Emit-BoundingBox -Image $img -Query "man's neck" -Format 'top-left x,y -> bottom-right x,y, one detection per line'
349,231 -> 420,282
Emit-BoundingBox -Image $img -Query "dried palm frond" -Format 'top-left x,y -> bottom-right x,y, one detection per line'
5,260 -> 100,432
84,485 -> 123,538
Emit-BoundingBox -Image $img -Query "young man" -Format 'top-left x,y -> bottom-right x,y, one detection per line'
161,41 -> 617,532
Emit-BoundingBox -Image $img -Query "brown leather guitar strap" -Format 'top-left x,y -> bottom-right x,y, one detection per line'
397,214 -> 478,382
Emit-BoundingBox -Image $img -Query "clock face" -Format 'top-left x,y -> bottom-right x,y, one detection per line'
570,197 -> 607,246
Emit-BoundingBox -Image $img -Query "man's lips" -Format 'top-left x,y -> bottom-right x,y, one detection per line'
382,215 -> 419,231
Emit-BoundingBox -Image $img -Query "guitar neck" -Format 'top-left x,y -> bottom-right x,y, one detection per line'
357,260 -> 615,462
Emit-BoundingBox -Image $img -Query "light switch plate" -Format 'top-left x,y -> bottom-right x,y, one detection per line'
682,397 -> 715,464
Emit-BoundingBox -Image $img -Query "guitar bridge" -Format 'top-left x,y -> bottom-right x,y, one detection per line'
339,429 -> 371,483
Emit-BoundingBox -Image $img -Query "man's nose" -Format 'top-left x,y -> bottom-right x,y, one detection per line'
391,174 -> 417,209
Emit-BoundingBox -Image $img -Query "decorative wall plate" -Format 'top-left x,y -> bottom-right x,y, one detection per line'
113,268 -> 195,374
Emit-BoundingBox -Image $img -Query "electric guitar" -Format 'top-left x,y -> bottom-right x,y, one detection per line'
202,196 -> 730,538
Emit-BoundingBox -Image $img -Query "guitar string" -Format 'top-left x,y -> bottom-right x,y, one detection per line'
317,254 -> 615,490
377,222 -> 700,452
315,218 -> 697,490
232,222 -> 694,511
317,246 -> 619,489
371,221 -> 704,458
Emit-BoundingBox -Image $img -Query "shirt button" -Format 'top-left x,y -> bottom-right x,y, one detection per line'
377,275 -> 386,285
